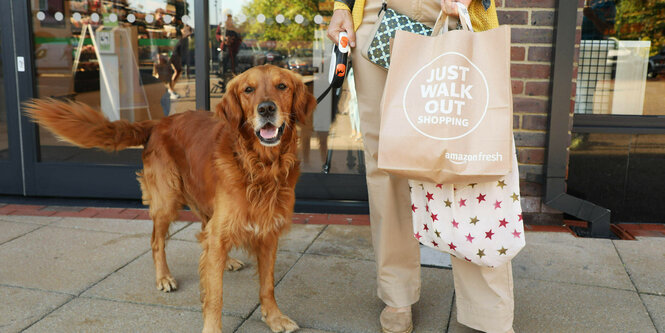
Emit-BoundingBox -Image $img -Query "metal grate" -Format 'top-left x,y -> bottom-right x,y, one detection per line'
575,39 -> 617,114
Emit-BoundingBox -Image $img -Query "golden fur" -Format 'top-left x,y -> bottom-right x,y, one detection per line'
25,65 -> 317,333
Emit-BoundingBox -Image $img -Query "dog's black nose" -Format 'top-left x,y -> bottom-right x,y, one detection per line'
258,101 -> 277,117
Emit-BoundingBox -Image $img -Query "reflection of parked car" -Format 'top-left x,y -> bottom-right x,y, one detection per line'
286,50 -> 315,75
648,46 -> 665,78
224,43 -> 286,73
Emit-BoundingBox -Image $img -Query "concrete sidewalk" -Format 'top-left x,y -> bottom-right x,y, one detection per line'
1,214 -> 663,333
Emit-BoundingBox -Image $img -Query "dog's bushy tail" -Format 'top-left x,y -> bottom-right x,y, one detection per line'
24,99 -> 157,151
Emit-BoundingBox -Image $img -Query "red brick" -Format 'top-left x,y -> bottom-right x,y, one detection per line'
518,148 -> 545,164
519,181 -> 542,197
497,10 -> 528,25
520,196 -> 541,213
528,46 -> 552,62
494,0 -> 504,7
513,115 -> 521,129
177,210 -> 199,222
522,115 -> 548,130
511,28 -> 554,44
93,208 -> 140,219
510,64 -> 551,79
52,210 -> 100,218
525,81 -> 550,97
326,215 -> 353,225
514,131 -> 547,147
511,80 -> 523,94
9,210 -> 57,217
513,97 -> 549,113
504,0 -> 555,8
349,215 -> 370,226
123,209 -> 151,220
305,214 -> 329,225
0,206 -> 17,215
530,10 -> 555,26
2,204 -> 45,211
511,46 -> 525,61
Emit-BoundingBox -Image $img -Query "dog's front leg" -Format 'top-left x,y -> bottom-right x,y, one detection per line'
199,226 -> 228,333
255,236 -> 299,333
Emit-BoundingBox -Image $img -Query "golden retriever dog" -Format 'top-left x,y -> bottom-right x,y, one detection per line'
26,65 -> 316,333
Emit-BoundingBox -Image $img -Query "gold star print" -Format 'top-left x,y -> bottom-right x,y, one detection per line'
477,249 -> 486,258
468,183 -> 477,188
511,192 -> 519,202
434,230 -> 441,238
469,216 -> 479,225
444,199 -> 452,207
498,247 -> 508,255
497,180 -> 507,189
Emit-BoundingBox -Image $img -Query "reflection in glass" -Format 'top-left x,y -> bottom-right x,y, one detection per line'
32,0 -> 196,163
210,1 -> 365,176
0,25 -> 7,159
575,0 -> 665,116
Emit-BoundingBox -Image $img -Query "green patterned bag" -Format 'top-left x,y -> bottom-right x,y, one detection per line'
363,3 -> 433,70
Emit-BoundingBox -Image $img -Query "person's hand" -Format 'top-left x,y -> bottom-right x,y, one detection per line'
441,0 -> 473,17
327,9 -> 356,48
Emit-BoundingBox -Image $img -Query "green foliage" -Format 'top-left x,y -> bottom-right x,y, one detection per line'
241,0 -> 321,53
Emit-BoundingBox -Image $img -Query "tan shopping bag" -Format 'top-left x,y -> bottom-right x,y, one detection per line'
378,13 -> 513,184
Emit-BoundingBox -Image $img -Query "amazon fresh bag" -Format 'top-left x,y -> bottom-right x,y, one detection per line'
377,18 -> 513,184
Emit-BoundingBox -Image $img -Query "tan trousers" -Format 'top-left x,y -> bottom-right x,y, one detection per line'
351,1 -> 514,332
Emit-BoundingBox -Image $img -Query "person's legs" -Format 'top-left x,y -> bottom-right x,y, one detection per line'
451,255 -> 515,333
352,0 -> 421,318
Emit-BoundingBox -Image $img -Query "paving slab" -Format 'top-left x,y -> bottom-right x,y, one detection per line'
0,215 -> 62,225
0,285 -> 73,333
51,217 -> 190,236
0,220 -> 43,245
252,254 -> 453,333
236,319 -> 336,332
0,226 -> 148,294
642,294 -> 665,332
306,225 -> 374,260
172,223 -> 325,254
614,238 -> 665,295
22,297 -> 243,332
511,232 -> 634,290
513,278 -> 652,333
83,239 -> 301,317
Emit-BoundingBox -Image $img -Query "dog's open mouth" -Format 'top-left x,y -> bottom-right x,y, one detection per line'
256,123 -> 285,146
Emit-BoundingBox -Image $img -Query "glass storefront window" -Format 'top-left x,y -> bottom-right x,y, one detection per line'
575,0 -> 665,116
0,24 -> 7,160
210,1 -> 365,176
31,0 -> 197,163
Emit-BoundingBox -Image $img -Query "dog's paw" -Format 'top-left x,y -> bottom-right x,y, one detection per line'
225,257 -> 245,271
156,275 -> 177,292
262,313 -> 299,333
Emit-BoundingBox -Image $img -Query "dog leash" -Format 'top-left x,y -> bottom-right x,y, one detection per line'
316,32 -> 350,104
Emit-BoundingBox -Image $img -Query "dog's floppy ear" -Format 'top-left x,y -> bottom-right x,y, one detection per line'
291,73 -> 317,125
216,78 -> 243,129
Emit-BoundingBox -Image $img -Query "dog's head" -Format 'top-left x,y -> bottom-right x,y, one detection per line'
217,65 -> 317,147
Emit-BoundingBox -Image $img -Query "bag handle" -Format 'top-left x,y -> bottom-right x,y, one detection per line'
431,2 -> 474,36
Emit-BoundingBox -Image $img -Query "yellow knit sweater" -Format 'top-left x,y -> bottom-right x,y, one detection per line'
334,0 -> 499,32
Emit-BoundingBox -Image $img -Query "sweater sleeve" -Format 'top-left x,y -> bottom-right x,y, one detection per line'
334,0 -> 355,10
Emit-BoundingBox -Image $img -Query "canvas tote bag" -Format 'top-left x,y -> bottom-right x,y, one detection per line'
377,7 -> 513,184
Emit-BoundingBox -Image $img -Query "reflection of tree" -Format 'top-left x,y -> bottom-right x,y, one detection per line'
241,0 -> 320,53
615,0 -> 665,56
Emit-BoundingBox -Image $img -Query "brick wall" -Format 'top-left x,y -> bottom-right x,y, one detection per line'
496,0 -> 563,224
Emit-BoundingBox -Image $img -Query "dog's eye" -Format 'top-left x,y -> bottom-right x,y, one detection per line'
277,83 -> 287,90
244,86 -> 254,93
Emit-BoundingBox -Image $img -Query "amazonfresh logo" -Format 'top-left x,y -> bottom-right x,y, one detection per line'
445,151 -> 504,165
403,52 -> 489,140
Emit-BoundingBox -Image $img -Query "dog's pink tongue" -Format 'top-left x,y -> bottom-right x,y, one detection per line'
260,125 -> 278,139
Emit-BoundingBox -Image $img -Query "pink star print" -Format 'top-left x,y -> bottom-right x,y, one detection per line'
477,193 -> 486,203
423,224 -> 429,231
451,219 -> 459,228
485,229 -> 495,239
448,242 -> 457,250
459,198 -> 467,207
430,212 -> 438,222
465,257 -> 472,262
431,240 -> 439,247
411,204 -> 417,213
518,213 -> 523,222
512,229 -> 522,238
465,233 -> 475,243
414,232 -> 422,240
499,218 -> 509,228
494,200 -> 502,209
436,184 -> 443,189
426,192 -> 434,202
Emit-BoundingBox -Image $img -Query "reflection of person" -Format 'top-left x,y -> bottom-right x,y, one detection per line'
582,0 -> 616,40
168,24 -> 193,99
216,14 -> 242,74
328,1 -> 515,333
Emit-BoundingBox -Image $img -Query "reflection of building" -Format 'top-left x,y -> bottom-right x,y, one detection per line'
1,0 -> 664,236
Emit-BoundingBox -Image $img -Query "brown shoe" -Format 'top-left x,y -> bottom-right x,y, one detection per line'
380,306 -> 413,333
